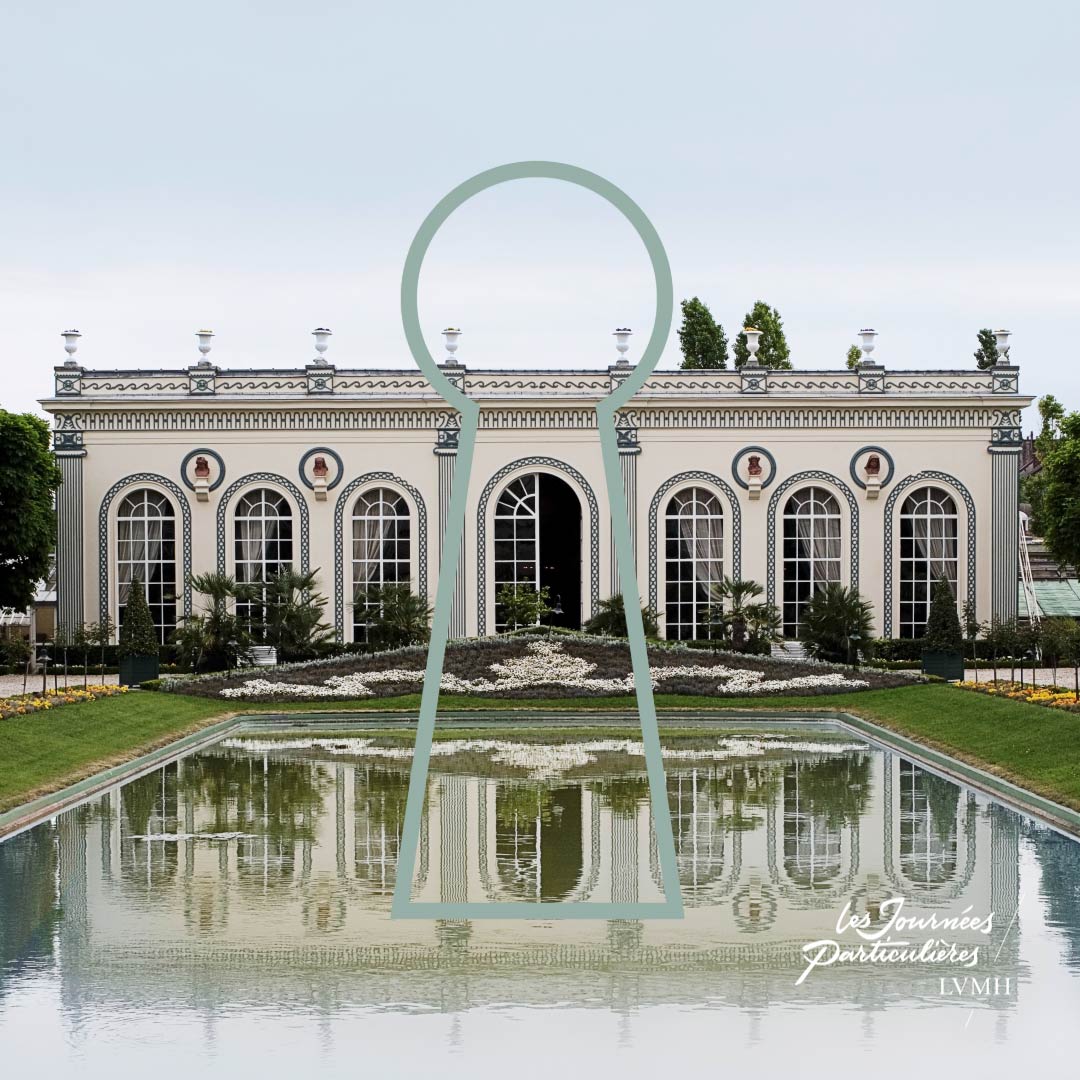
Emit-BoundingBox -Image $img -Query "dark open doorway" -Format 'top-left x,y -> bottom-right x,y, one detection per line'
538,473 -> 582,630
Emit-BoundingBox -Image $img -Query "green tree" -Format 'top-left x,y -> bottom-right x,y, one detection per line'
845,344 -> 863,369
1033,412 -> 1080,571
1023,395 -> 1066,535
118,577 -> 159,659
706,577 -> 780,653
732,301 -> 792,369
172,571 -> 255,672
799,583 -> 875,666
962,601 -> 984,683
353,582 -> 432,650
1038,617 -> 1075,688
677,297 -> 728,369
923,575 -> 963,653
496,584 -> 551,631
85,617 -> 115,680
263,568 -> 334,660
584,593 -> 659,638
0,412 -> 63,612
973,328 -> 999,369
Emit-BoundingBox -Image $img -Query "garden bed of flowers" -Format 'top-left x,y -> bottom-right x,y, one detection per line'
958,679 -> 1080,711
0,684 -> 129,720
165,632 -> 916,702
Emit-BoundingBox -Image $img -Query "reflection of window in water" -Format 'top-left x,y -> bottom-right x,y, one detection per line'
669,769 -> 726,893
782,761 -> 843,888
899,762 -> 959,885
494,784 -> 584,902
353,765 -> 409,897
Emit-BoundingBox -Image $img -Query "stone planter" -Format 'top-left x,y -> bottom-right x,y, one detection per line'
119,654 -> 159,686
921,649 -> 965,681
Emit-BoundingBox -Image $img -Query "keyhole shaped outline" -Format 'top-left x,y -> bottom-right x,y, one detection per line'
392,161 -> 683,919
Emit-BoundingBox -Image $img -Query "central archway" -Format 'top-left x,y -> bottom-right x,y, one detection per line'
493,472 -> 583,631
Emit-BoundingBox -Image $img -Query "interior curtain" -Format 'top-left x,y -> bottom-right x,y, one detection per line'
680,502 -> 724,605
236,515 -> 263,581
117,517 -> 133,604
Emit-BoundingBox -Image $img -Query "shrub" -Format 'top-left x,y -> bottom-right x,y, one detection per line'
800,583 -> 875,666
353,583 -> 433,650
923,575 -> 963,653
118,577 -> 159,659
140,678 -> 163,691
495,584 -> 551,631
584,594 -> 659,638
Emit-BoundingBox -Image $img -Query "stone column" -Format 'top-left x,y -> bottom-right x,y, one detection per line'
989,411 -> 1022,622
610,415 -> 640,596
53,416 -> 86,640
435,417 -> 466,638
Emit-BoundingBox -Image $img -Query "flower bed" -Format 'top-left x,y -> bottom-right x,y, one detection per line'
183,637 -> 910,703
958,679 -> 1080,711
0,684 -> 129,720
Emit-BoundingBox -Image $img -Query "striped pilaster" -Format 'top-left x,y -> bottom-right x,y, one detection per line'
436,445 -> 466,638
610,441 -> 640,597
990,448 -> 1019,621
56,452 -> 85,639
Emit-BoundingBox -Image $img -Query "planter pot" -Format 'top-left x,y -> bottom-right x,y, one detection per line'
921,649 -> 965,681
119,655 -> 160,686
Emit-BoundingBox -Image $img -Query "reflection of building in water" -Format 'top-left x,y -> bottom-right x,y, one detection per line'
1027,820 -> 1080,967
0,741 -> 1028,1018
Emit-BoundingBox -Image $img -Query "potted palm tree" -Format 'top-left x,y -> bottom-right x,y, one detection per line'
118,576 -> 160,685
800,583 -> 875,666
921,575 -> 965,680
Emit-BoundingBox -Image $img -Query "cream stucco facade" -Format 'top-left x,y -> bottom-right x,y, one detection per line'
40,355 -> 1032,644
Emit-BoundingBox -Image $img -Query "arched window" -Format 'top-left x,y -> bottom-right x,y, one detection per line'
234,488 -> 293,633
900,486 -> 958,638
352,488 -> 411,642
493,475 -> 538,631
116,489 -> 177,644
782,486 -> 841,638
664,487 -> 724,641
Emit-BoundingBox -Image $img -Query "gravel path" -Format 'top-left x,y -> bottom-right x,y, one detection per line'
0,672 -> 119,698
963,666 -> 1080,688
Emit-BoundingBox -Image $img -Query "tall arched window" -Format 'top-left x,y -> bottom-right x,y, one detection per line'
900,486 -> 958,638
117,489 -> 177,644
493,475 -> 538,631
664,487 -> 724,640
352,488 -> 411,642
234,488 -> 293,633
782,486 -> 841,638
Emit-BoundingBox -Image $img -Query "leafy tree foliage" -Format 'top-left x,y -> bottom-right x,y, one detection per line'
973,328 -> 999,369
584,593 -> 659,638
845,344 -> 863,369
264,568 -> 335,660
677,297 -> 728,369
704,576 -> 781,652
0,411 -> 63,610
354,582 -> 432,650
1022,394 -> 1066,535
118,577 -> 160,658
1034,411 -> 1080,570
732,301 -> 792,369
922,575 -> 963,652
496,584 -> 551,631
799,583 -> 875,665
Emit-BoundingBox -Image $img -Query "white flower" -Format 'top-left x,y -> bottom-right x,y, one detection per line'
218,641 -> 870,700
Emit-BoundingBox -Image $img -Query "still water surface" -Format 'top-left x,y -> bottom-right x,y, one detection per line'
2,722 -> 1079,1078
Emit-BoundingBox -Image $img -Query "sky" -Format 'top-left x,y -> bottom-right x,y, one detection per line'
2,0 -> 1078,428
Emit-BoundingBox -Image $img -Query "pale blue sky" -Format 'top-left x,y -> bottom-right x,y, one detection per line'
2,0 -> 1078,424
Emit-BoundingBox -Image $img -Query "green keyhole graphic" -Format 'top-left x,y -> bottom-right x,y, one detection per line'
393,161 -> 684,919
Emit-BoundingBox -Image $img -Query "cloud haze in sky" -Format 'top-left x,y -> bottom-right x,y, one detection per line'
2,0 -> 1078,425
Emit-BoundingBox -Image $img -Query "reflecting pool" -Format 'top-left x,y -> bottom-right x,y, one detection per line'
2,722 -> 1080,1078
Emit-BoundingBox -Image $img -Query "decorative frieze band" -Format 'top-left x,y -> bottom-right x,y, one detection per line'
62,404 -> 1023,434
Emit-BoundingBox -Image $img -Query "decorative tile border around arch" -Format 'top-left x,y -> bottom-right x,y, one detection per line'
766,471 -> 860,607
98,474 -> 193,624
882,470 -> 976,637
476,457 -> 600,636
647,471 -> 743,617
215,473 -> 310,578
332,473 -> 429,641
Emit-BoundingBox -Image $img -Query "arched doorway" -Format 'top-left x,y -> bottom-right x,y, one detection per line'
493,472 -> 582,630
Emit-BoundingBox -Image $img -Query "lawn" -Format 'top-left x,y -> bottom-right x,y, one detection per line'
2,681 -> 1080,817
